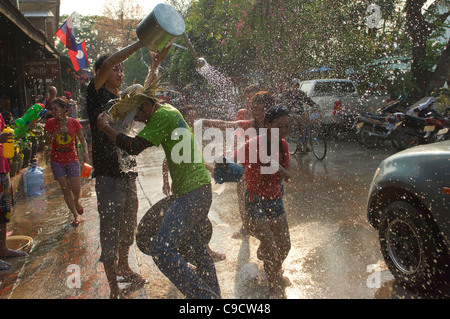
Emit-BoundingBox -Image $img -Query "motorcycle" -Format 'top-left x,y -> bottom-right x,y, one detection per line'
353,100 -> 404,148
391,97 -> 450,150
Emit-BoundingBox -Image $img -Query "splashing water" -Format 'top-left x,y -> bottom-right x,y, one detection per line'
196,62 -> 239,120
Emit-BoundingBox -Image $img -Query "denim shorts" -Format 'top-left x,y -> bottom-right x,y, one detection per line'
247,194 -> 286,219
50,161 -> 80,179
95,176 -> 138,265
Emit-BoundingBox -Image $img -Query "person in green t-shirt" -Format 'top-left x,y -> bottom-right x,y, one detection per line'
97,48 -> 220,299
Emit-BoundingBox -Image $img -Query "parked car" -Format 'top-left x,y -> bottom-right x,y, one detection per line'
298,79 -> 391,126
367,141 -> 450,291
298,79 -> 364,125
363,91 -> 391,112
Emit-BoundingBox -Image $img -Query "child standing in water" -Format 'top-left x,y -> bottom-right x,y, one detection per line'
234,105 -> 292,298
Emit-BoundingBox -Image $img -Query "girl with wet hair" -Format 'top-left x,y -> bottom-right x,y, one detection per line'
235,104 -> 292,298
44,97 -> 90,227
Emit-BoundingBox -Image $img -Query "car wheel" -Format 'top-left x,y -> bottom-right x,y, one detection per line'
379,201 -> 449,291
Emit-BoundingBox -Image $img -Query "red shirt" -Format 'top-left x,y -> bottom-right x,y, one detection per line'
44,118 -> 82,164
236,135 -> 289,201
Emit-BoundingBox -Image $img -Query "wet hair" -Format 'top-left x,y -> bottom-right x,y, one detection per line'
244,84 -> 262,96
94,54 -> 110,73
264,105 -> 290,125
251,91 -> 275,111
52,97 -> 69,110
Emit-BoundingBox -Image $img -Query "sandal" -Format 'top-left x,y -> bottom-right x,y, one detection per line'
119,273 -> 148,284
0,259 -> 11,271
1,249 -> 27,258
71,220 -> 80,227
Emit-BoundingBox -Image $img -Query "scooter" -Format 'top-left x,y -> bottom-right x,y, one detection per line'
354,112 -> 404,148
391,98 -> 450,149
353,100 -> 404,148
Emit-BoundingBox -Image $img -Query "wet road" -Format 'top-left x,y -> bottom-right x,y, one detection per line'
135,137 -> 448,299
3,137 -> 449,299
207,138 -> 397,299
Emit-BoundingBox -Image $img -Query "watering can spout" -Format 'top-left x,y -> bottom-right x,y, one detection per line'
182,33 -> 207,68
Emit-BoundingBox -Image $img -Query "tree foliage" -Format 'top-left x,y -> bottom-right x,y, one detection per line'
164,0 -> 448,99
57,0 -> 449,100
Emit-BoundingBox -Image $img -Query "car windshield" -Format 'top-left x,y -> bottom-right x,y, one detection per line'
314,81 -> 356,94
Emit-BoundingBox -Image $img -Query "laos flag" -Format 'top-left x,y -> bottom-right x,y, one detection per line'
68,41 -> 89,71
55,16 -> 77,51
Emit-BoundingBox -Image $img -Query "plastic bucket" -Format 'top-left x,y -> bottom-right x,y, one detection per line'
136,3 -> 185,52
81,162 -> 92,178
136,195 -> 212,264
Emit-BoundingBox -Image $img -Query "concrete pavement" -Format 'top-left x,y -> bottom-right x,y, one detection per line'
0,146 -> 257,299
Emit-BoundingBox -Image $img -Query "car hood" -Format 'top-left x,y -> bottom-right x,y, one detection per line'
386,140 -> 450,161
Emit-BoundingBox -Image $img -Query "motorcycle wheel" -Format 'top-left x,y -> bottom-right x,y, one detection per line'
360,128 -> 379,148
390,130 -> 403,150
395,126 -> 421,150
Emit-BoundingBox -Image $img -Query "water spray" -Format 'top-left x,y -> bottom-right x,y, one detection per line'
182,33 -> 207,69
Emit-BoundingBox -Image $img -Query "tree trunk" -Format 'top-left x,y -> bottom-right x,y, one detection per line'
427,38 -> 450,93
405,0 -> 431,98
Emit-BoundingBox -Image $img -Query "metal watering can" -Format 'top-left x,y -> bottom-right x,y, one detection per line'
136,3 -> 206,68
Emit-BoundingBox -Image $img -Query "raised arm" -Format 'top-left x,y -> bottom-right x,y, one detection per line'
94,41 -> 143,90
197,118 -> 240,131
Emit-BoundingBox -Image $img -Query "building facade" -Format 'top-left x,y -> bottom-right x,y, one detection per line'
0,0 -> 61,117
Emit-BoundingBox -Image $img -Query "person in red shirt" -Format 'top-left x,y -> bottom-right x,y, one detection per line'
44,98 -> 89,227
201,91 -> 274,239
235,105 -> 292,298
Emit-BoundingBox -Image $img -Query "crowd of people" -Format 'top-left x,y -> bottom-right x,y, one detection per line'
0,84 -> 89,271
0,40 -> 316,298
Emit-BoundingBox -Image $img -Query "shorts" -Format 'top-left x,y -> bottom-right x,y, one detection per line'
51,161 -> 80,179
95,176 -> 138,265
0,173 -> 11,224
246,193 -> 285,219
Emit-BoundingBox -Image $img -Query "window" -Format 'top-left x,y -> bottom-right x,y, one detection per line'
314,81 -> 356,95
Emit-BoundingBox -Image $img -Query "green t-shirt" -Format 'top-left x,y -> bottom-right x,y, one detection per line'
138,104 -> 210,195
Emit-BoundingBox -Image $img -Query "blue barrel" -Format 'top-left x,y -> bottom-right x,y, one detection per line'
24,163 -> 45,196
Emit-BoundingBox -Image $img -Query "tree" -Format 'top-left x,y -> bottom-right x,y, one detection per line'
96,0 -> 144,51
57,1 -> 152,89
404,0 -> 450,98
